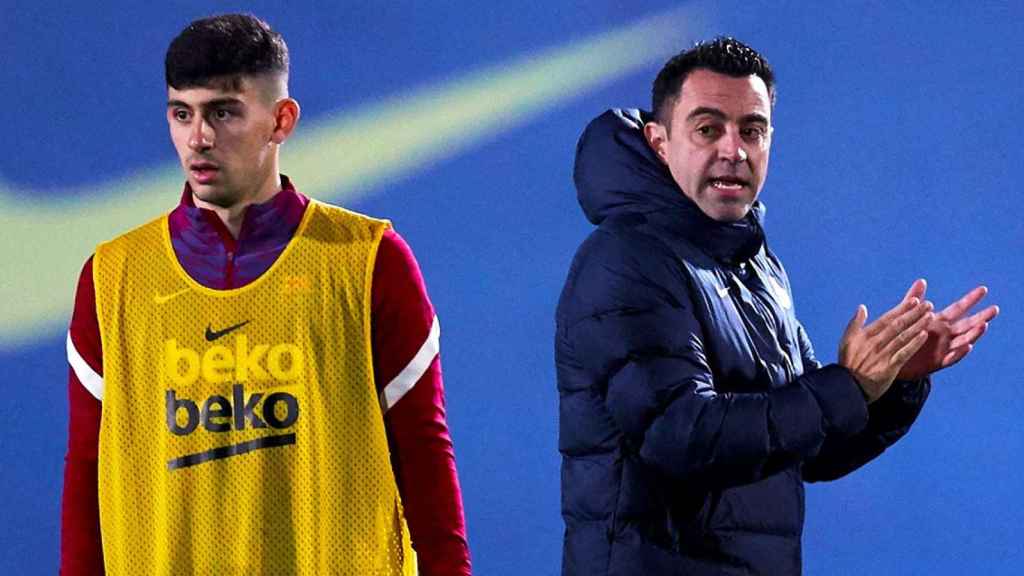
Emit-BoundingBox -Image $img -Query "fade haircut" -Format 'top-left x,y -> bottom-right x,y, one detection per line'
651,37 -> 775,130
165,13 -> 289,92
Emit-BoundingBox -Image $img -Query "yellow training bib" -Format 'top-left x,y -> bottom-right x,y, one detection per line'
93,200 -> 416,575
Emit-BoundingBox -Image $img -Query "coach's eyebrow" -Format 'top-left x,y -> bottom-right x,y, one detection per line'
686,108 -> 769,126
686,107 -> 726,121
741,113 -> 770,125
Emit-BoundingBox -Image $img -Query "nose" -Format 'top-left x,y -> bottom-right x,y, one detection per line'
716,128 -> 747,163
188,118 -> 214,151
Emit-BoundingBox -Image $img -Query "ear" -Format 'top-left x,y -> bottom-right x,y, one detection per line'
270,98 -> 301,144
643,121 -> 669,165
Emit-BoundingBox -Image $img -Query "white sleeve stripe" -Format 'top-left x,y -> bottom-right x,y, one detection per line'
67,331 -> 104,401
380,315 -> 440,413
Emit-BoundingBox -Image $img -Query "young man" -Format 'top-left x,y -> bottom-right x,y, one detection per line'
556,37 -> 997,575
61,14 -> 471,575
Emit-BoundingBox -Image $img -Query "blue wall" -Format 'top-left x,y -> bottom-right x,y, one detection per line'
2,2 -> 1021,573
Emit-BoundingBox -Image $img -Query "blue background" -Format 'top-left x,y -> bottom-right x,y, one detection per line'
2,1 -> 1021,573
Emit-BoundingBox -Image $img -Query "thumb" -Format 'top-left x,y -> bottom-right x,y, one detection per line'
843,304 -> 867,337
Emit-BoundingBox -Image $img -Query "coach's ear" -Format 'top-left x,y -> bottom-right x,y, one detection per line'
643,121 -> 669,165
270,98 -> 300,144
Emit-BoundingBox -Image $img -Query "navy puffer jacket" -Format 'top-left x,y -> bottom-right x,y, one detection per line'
556,109 -> 929,575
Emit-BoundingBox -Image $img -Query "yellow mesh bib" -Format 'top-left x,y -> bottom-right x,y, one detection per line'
93,200 -> 416,575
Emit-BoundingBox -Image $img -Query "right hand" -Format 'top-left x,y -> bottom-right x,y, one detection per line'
838,292 -> 933,403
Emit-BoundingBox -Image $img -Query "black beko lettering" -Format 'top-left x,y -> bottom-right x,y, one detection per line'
234,384 -> 266,429
165,385 -> 301,469
202,395 -> 232,432
264,392 -> 300,428
166,390 -> 199,436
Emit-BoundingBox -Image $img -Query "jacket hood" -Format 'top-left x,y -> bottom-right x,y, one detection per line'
573,108 -> 766,264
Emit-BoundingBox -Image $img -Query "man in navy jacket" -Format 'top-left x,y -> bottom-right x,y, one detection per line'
556,37 -> 998,575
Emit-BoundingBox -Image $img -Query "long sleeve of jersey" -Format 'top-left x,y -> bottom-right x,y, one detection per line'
60,230 -> 471,575
371,230 -> 472,575
61,257 -> 104,575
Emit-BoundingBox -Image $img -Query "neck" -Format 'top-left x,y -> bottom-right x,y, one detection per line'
193,172 -> 282,239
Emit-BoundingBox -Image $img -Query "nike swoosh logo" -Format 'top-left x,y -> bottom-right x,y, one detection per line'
154,288 -> 190,305
0,5 -> 706,349
717,285 -> 731,298
205,320 -> 251,342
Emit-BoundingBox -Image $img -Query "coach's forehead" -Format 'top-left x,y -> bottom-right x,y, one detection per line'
676,69 -> 772,120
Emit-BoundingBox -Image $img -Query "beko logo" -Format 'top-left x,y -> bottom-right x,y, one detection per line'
166,385 -> 299,435
164,336 -> 304,385
163,331 -> 303,470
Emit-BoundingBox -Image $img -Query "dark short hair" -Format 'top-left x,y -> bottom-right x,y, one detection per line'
651,37 -> 775,128
165,13 -> 289,90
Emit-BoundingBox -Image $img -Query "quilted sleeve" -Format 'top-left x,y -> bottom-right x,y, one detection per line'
559,227 -> 870,487
794,322 -> 931,482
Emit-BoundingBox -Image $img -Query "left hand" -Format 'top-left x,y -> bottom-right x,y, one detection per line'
896,279 -> 999,381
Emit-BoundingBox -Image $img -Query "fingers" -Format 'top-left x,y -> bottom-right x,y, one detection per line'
949,322 -> 988,350
871,299 -> 932,344
940,317 -> 992,369
949,305 -> 997,336
938,285 -> 988,321
903,278 -> 927,302
882,304 -> 933,356
941,344 -> 972,368
953,304 -> 1000,332
893,329 -> 930,366
864,298 -> 921,338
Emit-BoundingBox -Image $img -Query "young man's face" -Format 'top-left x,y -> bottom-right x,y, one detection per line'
167,76 -> 282,208
645,68 -> 773,222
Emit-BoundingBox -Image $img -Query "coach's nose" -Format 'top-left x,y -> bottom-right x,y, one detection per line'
716,127 -> 748,163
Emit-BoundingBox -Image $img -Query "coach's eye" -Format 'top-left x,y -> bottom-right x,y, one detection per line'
696,125 -> 720,139
742,126 -> 766,140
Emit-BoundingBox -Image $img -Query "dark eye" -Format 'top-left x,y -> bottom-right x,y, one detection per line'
213,109 -> 232,120
696,125 -> 720,138
172,109 -> 190,122
742,126 -> 766,140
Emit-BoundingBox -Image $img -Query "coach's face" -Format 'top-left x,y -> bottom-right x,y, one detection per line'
167,76 -> 295,209
644,68 -> 772,222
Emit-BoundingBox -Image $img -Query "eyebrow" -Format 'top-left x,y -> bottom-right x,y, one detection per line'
166,97 -> 244,109
686,106 -> 769,125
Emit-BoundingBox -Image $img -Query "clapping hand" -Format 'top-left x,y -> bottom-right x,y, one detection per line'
839,288 -> 933,403
895,279 -> 999,381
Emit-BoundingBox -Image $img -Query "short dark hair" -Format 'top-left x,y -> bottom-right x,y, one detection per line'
165,13 -> 289,90
651,37 -> 775,128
